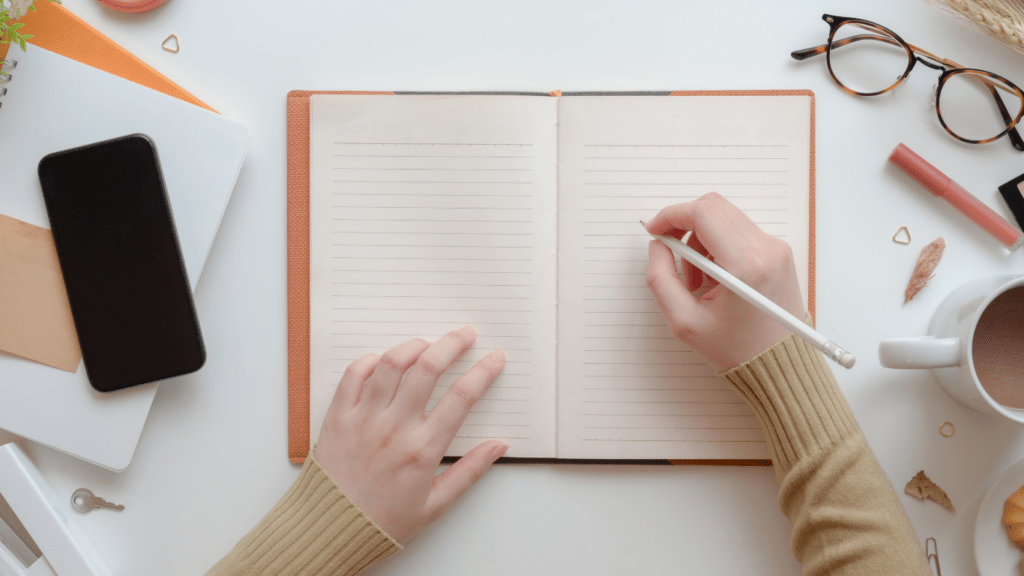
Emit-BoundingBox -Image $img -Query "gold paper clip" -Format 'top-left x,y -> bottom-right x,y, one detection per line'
926,537 -> 941,576
162,34 -> 180,53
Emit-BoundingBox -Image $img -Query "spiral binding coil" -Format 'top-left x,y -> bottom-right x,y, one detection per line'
0,59 -> 16,109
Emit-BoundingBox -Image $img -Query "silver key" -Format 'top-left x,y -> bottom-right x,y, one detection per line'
71,488 -> 124,513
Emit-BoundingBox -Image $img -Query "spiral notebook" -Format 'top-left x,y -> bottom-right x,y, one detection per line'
0,6 -> 249,471
288,90 -> 815,464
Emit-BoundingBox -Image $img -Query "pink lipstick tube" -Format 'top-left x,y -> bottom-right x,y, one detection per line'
889,143 -> 1023,251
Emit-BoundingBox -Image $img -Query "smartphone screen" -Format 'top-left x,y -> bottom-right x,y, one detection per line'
38,134 -> 205,392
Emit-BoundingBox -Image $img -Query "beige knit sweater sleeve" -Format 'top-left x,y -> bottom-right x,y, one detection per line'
206,455 -> 400,576
719,333 -> 931,576
209,334 -> 930,576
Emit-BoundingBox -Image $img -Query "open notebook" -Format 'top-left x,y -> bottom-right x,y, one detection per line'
293,91 -> 814,462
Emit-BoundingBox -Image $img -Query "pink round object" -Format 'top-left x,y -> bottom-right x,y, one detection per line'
98,0 -> 168,13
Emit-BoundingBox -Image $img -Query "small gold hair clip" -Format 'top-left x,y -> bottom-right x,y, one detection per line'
162,34 -> 180,53
893,226 -> 911,244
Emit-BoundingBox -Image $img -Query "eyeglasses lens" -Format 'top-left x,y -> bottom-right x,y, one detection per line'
938,71 -> 1023,142
828,22 -> 910,95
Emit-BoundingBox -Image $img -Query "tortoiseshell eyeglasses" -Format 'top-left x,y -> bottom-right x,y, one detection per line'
792,14 -> 1024,151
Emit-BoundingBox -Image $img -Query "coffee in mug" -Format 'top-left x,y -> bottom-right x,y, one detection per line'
973,285 -> 1024,409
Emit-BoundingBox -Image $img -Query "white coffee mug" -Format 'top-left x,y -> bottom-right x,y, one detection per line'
878,275 -> 1024,422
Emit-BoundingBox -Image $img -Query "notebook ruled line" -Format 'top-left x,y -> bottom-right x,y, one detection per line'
333,181 -> 535,184
334,154 -> 533,158
582,144 -> 787,148
580,439 -> 760,442
583,182 -> 786,186
332,219 -> 533,223
584,169 -> 787,173
583,426 -> 760,430
334,142 -> 535,147
584,156 -> 788,160
332,194 -> 534,198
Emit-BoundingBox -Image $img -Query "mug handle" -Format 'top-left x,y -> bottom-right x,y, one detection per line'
878,337 -> 960,369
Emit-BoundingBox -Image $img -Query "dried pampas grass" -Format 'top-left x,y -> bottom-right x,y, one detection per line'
905,237 -> 946,304
926,0 -> 1024,55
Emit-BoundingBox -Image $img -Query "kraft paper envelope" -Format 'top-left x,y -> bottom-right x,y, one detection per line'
0,213 -> 82,372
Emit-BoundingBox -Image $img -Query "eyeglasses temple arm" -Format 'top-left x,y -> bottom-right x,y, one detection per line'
909,45 -> 1017,98
791,43 -> 827,61
988,85 -> 1024,151
909,44 -> 955,67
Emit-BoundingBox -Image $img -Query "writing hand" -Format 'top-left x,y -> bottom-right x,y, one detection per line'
644,193 -> 806,372
314,325 -> 508,543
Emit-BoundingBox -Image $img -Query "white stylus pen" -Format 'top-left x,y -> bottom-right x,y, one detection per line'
644,223 -> 855,369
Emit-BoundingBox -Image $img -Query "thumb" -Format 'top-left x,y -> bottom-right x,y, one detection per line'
424,440 -> 508,522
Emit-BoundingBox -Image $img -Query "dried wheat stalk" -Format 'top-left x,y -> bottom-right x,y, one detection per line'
926,0 -> 1024,55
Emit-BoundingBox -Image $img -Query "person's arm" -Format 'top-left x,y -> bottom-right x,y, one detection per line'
207,325 -> 509,576
644,193 -> 930,576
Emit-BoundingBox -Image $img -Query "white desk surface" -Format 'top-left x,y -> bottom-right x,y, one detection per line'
4,0 -> 1024,574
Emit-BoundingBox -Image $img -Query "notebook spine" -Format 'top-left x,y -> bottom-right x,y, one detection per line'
0,59 -> 16,109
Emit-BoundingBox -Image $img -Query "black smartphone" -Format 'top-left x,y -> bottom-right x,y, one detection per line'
38,134 -> 206,393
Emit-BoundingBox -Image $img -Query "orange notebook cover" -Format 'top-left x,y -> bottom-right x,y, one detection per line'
1,1 -> 213,112
287,90 -> 815,465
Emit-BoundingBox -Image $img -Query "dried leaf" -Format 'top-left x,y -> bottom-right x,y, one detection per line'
905,470 -> 955,512
904,237 -> 945,304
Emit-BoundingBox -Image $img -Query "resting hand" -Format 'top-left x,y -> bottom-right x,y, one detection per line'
314,325 -> 508,543
644,193 -> 805,372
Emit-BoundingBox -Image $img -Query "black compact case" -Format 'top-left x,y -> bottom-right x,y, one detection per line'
999,172 -> 1024,232
38,134 -> 206,392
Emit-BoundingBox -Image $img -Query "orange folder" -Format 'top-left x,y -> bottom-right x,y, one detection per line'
0,1 -> 213,112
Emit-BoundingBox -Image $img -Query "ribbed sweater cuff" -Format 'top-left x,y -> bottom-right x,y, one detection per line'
718,333 -> 860,477
210,453 -> 400,576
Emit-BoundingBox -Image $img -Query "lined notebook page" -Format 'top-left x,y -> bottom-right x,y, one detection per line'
556,95 -> 811,459
309,95 -> 558,458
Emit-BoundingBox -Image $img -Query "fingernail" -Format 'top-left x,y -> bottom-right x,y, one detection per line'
493,441 -> 510,458
460,325 -> 477,337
